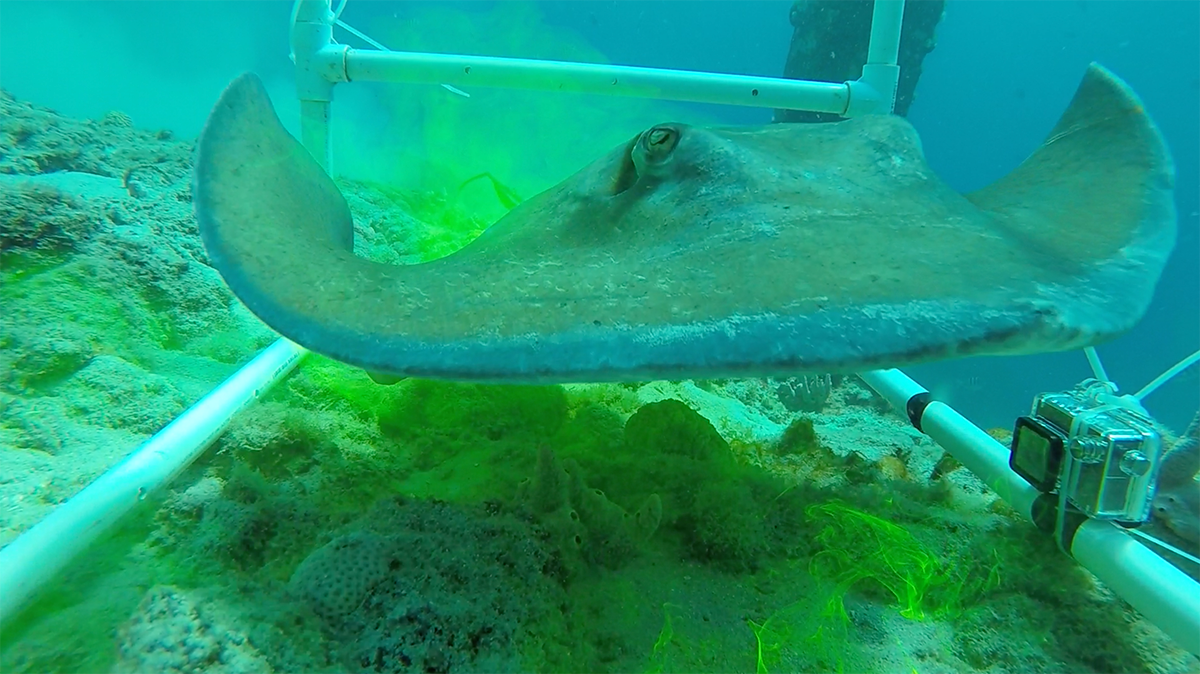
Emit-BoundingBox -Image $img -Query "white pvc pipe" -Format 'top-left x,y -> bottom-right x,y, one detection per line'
299,99 -> 333,172
858,367 -> 1200,656
854,0 -> 904,116
858,367 -> 925,410
0,339 -> 305,623
866,0 -> 905,66
293,0 -> 335,172
1083,346 -> 1111,384
919,402 -> 1042,521
1072,520 -> 1200,655
859,368 -> 1040,521
333,49 -> 852,115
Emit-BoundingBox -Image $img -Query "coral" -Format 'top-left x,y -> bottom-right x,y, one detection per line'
772,374 -> 835,413
1151,411 -> 1200,544
0,174 -> 101,259
0,89 -> 192,179
113,585 -> 272,674
634,380 -> 785,444
288,497 -> 566,674
686,481 -> 771,570
216,400 -> 340,480
515,445 -> 661,571
774,417 -> 822,456
586,398 -> 800,572
300,377 -> 577,509
289,531 -> 399,622
693,378 -> 793,425
623,399 -> 731,461
154,464 -> 324,575
0,394 -> 65,454
0,174 -> 270,383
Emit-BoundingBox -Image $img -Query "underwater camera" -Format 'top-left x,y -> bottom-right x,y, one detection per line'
1009,380 -> 1164,525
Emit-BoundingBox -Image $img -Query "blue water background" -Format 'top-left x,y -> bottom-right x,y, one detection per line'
2,0 -> 1196,431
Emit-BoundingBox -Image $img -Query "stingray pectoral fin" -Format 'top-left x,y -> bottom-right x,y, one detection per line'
194,75 -> 538,382
196,74 -> 445,380
194,73 -> 366,351
965,63 -> 1176,348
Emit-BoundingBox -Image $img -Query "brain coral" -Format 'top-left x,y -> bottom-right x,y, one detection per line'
288,530 -> 397,622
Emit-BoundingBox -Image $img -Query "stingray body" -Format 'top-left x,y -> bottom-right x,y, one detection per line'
194,64 -> 1174,384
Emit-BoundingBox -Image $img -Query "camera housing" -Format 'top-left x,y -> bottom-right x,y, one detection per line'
1009,384 -> 1163,524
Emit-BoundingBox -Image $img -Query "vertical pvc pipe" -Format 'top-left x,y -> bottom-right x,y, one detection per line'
299,100 -> 332,171
292,0 -> 335,169
850,0 -> 905,116
858,369 -> 1040,521
866,0 -> 905,67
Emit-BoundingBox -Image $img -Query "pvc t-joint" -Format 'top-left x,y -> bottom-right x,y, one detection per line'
292,0 -> 340,102
844,64 -> 900,117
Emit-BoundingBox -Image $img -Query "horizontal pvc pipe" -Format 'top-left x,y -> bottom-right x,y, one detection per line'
331,49 -> 851,114
1072,520 -> 1200,655
858,368 -> 925,411
859,368 -> 1040,521
858,367 -> 1200,656
919,402 -> 1042,522
0,338 -> 306,624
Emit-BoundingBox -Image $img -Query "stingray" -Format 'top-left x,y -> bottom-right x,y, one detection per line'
193,63 -> 1175,385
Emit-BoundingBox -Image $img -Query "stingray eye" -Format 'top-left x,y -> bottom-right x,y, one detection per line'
639,125 -> 681,164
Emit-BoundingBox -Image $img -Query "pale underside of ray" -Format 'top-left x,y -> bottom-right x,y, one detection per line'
194,63 -> 1175,384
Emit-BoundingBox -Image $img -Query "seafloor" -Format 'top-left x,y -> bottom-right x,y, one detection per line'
0,90 -> 1196,674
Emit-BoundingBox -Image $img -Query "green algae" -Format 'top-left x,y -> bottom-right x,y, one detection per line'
806,500 -> 1001,622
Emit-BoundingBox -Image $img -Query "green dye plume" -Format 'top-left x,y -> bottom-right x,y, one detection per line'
367,2 -> 718,224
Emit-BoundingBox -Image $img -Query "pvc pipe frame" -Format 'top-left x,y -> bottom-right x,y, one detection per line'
304,1 -> 903,119
859,369 -> 1200,656
13,2 -> 1195,661
339,50 -> 854,115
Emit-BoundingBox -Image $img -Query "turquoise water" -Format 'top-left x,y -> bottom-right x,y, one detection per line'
1,2 -> 1197,672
